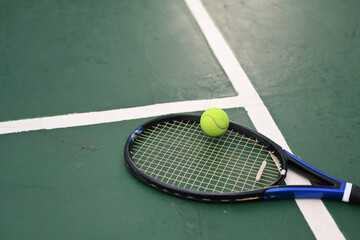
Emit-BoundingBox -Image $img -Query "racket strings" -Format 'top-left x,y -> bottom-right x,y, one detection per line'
133,136 -> 279,176
131,145 -> 278,179
137,156 -> 258,192
132,121 -> 276,192
144,121 -> 269,156
130,120 -> 281,193
134,123 -> 279,173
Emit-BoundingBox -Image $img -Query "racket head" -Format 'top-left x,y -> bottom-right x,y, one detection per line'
124,114 -> 287,202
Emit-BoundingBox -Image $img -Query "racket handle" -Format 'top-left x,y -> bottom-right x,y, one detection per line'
349,184 -> 360,204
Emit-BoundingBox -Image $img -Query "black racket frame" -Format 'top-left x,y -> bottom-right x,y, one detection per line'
124,114 -> 343,203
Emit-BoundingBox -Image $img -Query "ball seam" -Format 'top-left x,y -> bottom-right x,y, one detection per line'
203,114 -> 227,130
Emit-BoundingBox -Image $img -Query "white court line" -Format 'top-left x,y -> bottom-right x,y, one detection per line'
0,96 -> 242,135
184,0 -> 345,240
0,1 -> 345,240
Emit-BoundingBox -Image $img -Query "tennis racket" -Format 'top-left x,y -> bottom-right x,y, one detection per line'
124,114 -> 360,204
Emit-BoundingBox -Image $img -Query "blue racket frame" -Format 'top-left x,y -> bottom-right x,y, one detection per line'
264,151 -> 347,201
124,114 -> 360,204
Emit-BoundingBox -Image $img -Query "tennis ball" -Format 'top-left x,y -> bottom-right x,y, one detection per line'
200,108 -> 229,137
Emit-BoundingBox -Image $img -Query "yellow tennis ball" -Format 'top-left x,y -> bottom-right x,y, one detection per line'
200,108 -> 229,137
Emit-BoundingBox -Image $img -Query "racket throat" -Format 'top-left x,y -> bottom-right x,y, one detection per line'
263,186 -> 346,201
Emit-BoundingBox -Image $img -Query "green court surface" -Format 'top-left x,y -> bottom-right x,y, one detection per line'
1,0 -> 359,239
0,0 -> 236,121
0,109 -> 313,240
204,0 -> 360,237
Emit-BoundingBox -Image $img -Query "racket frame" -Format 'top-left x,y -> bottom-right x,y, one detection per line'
124,114 -> 350,203
263,151 -> 347,201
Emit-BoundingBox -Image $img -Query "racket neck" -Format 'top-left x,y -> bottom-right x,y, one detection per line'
284,150 -> 342,188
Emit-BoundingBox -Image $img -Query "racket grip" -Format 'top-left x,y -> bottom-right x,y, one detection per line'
349,184 -> 360,204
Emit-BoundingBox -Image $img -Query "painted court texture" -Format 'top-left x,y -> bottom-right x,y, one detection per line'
1,0 -> 359,239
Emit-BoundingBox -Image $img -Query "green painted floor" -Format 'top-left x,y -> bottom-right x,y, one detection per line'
1,0 -> 359,239
0,0 -> 236,122
204,0 -> 360,238
0,109 -> 313,240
